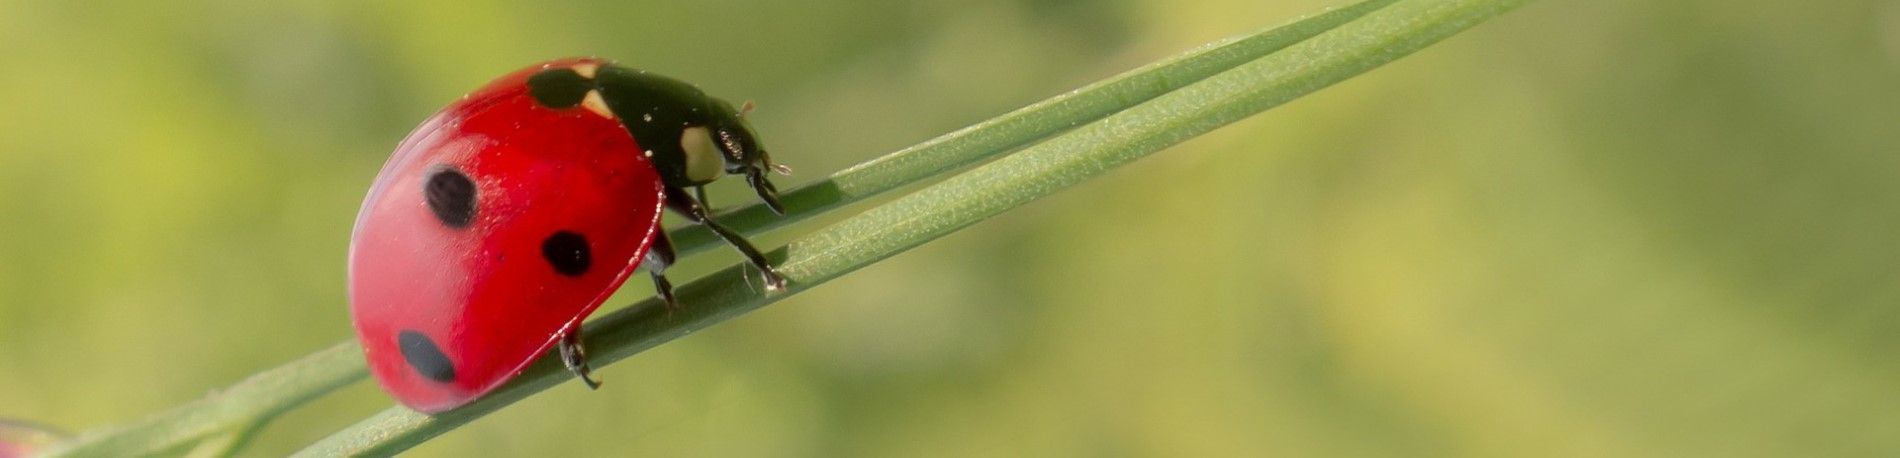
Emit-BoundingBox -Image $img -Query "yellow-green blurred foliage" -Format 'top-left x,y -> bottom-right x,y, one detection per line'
3,0 -> 1898,456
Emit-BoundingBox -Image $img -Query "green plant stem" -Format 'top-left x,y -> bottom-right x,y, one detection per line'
180,421 -> 266,458
295,0 -> 1526,454
664,0 -> 1401,255
37,3 -> 1398,456
38,343 -> 364,458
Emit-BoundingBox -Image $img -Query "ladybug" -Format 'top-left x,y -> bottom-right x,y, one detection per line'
348,57 -> 788,413
0,420 -> 62,458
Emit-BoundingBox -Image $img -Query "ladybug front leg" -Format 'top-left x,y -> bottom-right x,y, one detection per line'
661,185 -> 787,291
558,330 -> 603,390
745,169 -> 786,215
644,229 -> 680,311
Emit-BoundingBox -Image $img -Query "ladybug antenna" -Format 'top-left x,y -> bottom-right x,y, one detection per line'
739,100 -> 756,117
761,149 -> 792,176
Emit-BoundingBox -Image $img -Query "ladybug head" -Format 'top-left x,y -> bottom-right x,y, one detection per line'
705,98 -> 791,215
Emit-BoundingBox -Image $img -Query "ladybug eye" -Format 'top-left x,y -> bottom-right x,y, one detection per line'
541,231 -> 592,277
397,330 -> 456,383
424,167 -> 478,228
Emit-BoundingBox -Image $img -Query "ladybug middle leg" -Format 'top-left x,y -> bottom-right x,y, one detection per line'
557,330 -> 602,390
661,185 -> 787,291
693,185 -> 711,212
643,229 -> 679,311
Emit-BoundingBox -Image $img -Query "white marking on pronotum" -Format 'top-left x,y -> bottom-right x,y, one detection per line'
581,90 -> 613,119
679,126 -> 724,183
572,63 -> 599,79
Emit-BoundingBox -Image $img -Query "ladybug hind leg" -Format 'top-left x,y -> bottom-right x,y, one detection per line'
558,331 -> 602,390
661,186 -> 787,291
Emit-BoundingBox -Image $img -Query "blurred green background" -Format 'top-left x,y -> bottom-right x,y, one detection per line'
4,0 -> 1899,456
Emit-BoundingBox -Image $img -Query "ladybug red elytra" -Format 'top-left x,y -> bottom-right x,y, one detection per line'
0,420 -> 63,458
348,57 -> 788,413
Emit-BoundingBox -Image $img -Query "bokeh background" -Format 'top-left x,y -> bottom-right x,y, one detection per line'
3,0 -> 1898,456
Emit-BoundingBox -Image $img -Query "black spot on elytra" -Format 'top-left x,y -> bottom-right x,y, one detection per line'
526,68 -> 593,109
398,330 -> 456,383
425,167 -> 477,228
542,231 -> 591,277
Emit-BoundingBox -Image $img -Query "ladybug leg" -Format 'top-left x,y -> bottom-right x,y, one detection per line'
745,169 -> 786,215
662,185 -> 787,291
693,185 -> 711,211
558,330 -> 602,390
644,229 -> 680,311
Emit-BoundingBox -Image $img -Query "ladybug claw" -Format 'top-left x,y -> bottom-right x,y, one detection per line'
760,269 -> 787,292
651,272 -> 679,313
557,332 -> 602,390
